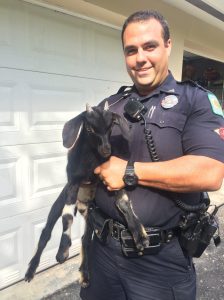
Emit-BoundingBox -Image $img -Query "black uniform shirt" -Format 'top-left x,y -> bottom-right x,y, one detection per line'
95,73 -> 224,229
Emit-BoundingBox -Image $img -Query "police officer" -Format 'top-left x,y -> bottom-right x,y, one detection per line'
80,10 -> 224,300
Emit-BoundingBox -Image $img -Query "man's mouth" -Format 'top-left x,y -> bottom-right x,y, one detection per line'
135,67 -> 152,75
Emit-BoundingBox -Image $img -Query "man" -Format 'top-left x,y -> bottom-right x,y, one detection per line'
80,10 -> 224,300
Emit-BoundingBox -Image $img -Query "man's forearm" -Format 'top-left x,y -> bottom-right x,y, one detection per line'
135,155 -> 224,193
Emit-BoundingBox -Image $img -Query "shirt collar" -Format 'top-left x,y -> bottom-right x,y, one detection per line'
130,72 -> 180,102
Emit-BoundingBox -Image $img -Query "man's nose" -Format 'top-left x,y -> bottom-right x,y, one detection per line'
136,49 -> 147,63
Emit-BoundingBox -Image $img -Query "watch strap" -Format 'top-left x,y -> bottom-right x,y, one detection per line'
125,160 -> 135,175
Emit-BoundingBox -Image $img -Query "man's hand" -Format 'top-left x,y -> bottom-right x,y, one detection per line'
94,156 -> 127,191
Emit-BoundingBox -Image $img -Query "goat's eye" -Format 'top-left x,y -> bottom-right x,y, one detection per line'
86,125 -> 95,133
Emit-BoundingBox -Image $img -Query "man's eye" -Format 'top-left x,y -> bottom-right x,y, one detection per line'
144,43 -> 157,51
144,45 -> 156,51
125,48 -> 137,56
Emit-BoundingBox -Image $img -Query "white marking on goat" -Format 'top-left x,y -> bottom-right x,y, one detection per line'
65,219 -> 73,235
86,103 -> 93,113
104,100 -> 109,111
68,123 -> 83,150
76,201 -> 88,219
62,204 -> 75,216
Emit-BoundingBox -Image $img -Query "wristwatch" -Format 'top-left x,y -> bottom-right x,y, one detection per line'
123,161 -> 138,186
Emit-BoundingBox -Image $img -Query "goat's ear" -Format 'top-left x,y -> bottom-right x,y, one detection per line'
86,103 -> 93,114
104,100 -> 109,111
112,113 -> 130,140
62,113 -> 84,148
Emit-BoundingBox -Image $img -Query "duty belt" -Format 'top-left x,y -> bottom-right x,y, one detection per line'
89,205 -> 179,257
110,221 -> 179,257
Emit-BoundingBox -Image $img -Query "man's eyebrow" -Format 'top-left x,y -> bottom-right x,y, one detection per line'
143,40 -> 159,47
124,45 -> 136,52
124,40 -> 160,52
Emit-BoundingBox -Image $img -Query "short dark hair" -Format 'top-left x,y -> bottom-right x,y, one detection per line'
121,10 -> 170,45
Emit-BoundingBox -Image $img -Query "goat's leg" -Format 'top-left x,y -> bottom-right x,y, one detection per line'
55,184 -> 80,263
25,184 -> 70,282
76,184 -> 97,287
115,189 -> 149,251
79,214 -> 93,288
56,183 -> 96,267
55,204 -> 75,263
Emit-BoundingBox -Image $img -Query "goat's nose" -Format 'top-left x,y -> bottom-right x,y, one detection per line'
99,145 -> 111,158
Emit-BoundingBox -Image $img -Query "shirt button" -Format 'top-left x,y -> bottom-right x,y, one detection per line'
159,120 -> 165,124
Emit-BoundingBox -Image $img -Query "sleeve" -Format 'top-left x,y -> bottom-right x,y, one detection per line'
182,88 -> 224,163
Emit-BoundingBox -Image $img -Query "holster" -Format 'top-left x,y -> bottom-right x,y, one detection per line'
88,205 -> 112,244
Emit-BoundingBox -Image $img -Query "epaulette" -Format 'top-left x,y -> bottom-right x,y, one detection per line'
177,80 -> 209,93
116,85 -> 133,95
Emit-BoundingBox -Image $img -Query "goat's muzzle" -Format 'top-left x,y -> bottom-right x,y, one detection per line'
98,145 -> 111,158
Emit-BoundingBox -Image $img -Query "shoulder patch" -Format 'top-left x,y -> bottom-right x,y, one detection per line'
208,93 -> 224,117
214,128 -> 224,140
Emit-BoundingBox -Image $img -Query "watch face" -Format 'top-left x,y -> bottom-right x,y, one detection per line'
123,174 -> 138,186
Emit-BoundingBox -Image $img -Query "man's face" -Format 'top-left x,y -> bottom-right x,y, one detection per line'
123,19 -> 172,95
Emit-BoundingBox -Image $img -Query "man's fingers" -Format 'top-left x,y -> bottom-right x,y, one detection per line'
94,166 -> 100,174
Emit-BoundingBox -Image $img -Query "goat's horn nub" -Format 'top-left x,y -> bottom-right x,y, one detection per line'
104,100 -> 109,111
86,103 -> 93,113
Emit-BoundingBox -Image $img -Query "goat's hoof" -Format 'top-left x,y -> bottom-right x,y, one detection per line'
79,276 -> 90,288
79,271 -> 90,288
24,260 -> 39,283
56,251 -> 69,264
136,243 -> 144,251
81,280 -> 90,288
143,238 -> 150,248
24,270 -> 34,282
134,235 -> 149,251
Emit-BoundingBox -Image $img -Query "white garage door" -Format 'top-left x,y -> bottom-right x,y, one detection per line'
0,0 -> 130,289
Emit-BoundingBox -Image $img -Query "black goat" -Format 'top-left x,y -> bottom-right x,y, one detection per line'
25,103 -> 148,287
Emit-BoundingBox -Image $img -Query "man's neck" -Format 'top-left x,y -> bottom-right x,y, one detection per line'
136,72 -> 169,96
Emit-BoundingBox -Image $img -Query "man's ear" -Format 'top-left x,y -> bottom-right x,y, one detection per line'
165,38 -> 172,57
62,113 -> 84,148
113,113 -> 130,141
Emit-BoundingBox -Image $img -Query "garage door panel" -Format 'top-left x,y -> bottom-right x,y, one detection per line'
0,228 -> 21,270
0,217 -> 24,289
0,158 -> 18,203
0,142 -> 67,219
31,153 -> 66,196
28,83 -> 84,130
0,81 -> 20,132
0,149 -> 24,219
26,142 -> 67,213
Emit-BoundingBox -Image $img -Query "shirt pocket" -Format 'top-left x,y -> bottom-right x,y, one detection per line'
147,110 -> 187,132
143,111 -> 187,161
